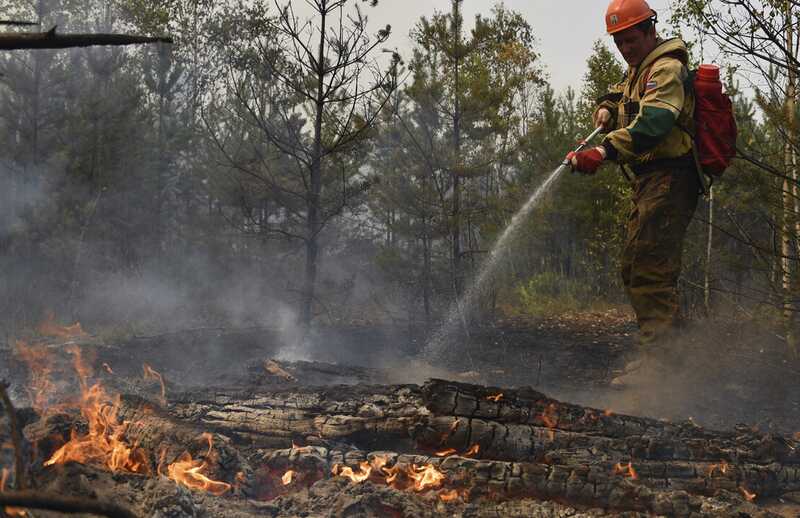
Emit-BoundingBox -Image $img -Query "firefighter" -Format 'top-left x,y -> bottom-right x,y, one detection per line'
568,0 -> 700,387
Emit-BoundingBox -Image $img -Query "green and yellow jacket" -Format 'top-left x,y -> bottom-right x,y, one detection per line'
596,37 -> 694,166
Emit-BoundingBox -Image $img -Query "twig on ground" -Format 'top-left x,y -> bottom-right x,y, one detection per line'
0,381 -> 25,490
0,492 -> 137,518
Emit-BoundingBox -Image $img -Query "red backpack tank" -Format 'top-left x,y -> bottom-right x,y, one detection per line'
690,64 -> 737,177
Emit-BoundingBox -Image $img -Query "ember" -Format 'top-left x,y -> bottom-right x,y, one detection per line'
438,488 -> 461,502
739,485 -> 757,502
435,448 -> 457,457
486,393 -> 503,402
613,462 -> 637,480
281,470 -> 295,485
707,460 -> 729,476
464,444 -> 480,458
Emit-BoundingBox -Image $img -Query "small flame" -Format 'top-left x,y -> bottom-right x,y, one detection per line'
540,403 -> 558,429
604,409 -> 614,417
439,419 -> 461,446
1,468 -> 27,516
486,393 -> 503,402
37,312 -> 87,339
438,488 -> 460,502
102,363 -> 114,375
613,462 -> 637,480
143,363 -> 166,405
435,448 -> 457,457
464,444 -> 480,458
407,464 -> 446,492
332,461 -> 372,483
707,460 -> 729,477
281,470 -> 295,486
166,434 -> 231,496
383,464 -> 403,486
14,340 -> 55,413
739,485 -> 757,502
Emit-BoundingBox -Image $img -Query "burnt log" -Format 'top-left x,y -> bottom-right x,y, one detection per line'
0,491 -> 137,518
169,384 -> 427,450
23,394 -> 251,489
261,447 -> 778,518
162,379 -> 800,508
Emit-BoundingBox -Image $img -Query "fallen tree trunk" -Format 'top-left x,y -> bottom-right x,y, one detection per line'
261,446 -> 777,518
163,379 -> 800,506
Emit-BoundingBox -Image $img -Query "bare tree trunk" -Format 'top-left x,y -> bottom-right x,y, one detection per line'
302,3 -> 327,327
783,1 -> 798,355
704,187 -> 714,315
451,0 -> 463,299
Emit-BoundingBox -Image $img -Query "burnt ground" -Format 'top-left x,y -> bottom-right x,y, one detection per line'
9,308 -> 794,435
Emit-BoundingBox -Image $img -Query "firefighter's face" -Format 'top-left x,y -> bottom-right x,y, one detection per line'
613,25 -> 657,67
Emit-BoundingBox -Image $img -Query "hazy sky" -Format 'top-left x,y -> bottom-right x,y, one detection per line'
294,0 -> 675,93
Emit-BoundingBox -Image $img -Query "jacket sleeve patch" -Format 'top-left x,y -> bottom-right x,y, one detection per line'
629,105 -> 677,154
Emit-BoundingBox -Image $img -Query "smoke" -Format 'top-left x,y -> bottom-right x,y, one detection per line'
567,320 -> 799,433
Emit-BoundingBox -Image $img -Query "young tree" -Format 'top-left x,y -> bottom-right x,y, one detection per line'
204,0 -> 397,326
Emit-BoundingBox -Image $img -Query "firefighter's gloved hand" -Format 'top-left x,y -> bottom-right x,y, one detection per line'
566,146 -> 606,175
593,108 -> 613,131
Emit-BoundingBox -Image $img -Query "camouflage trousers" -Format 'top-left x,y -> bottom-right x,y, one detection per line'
621,164 -> 700,346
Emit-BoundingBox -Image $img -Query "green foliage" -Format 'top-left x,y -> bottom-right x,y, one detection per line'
515,272 -> 595,316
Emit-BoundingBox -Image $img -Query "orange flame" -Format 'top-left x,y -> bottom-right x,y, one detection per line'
332,461 -> 372,483
486,393 -> 503,402
613,462 -> 637,480
44,383 -> 150,474
435,448 -> 457,457
540,403 -> 558,429
707,460 -> 729,477
37,312 -> 87,339
166,434 -> 231,496
438,488 -> 461,502
14,340 -> 56,414
739,485 -> 756,502
407,464 -> 446,492
143,363 -> 166,405
604,409 -> 614,417
281,470 -> 295,486
1,468 -> 27,516
464,444 -> 480,458
44,347 -> 150,475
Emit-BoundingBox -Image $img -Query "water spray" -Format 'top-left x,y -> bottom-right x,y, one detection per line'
425,126 -> 604,359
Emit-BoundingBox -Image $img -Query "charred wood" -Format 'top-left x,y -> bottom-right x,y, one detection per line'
0,491 -> 137,518
262,447 -> 777,518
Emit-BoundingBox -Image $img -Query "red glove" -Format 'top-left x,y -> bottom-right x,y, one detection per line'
566,147 -> 605,175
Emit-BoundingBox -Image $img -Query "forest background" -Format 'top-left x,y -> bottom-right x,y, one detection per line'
0,0 -> 797,352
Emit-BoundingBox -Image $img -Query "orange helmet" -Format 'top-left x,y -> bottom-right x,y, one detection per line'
606,0 -> 656,34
